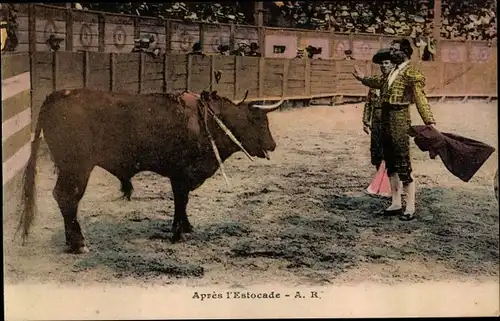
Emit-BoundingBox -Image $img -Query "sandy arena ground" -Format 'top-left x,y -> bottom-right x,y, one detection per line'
3,100 -> 499,316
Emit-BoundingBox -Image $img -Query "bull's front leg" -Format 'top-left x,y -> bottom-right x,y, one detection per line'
170,177 -> 192,243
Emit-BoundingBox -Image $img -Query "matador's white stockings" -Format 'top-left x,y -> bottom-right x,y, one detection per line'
386,173 -> 416,215
386,174 -> 402,211
403,174 -> 416,215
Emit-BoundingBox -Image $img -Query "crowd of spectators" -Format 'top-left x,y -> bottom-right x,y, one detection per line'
441,0 -> 496,41
57,1 -> 496,62
71,1 -> 496,43
78,2 -> 252,25
266,1 -> 496,42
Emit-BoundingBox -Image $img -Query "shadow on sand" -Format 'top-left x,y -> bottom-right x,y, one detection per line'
51,186 -> 498,280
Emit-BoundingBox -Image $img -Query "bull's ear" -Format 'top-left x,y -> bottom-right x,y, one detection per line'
210,90 -> 218,99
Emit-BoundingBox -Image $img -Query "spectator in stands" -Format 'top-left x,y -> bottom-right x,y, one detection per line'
247,42 -> 261,57
295,47 -> 306,58
217,44 -> 231,56
421,37 -> 436,61
344,49 -> 355,60
231,40 -> 249,56
305,45 -> 322,59
189,42 -> 204,55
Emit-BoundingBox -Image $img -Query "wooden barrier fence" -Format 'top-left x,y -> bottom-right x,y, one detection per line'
30,51 -> 498,129
8,4 -> 497,64
2,53 -> 32,213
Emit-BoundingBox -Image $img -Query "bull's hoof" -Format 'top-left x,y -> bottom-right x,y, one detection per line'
118,194 -> 132,201
66,245 -> 90,254
171,227 -> 183,244
182,223 -> 194,233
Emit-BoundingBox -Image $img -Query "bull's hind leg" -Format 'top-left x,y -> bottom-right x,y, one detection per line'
52,167 -> 92,254
170,178 -> 193,243
119,178 -> 134,201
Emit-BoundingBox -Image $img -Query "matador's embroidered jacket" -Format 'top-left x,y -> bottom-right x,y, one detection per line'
360,63 -> 436,125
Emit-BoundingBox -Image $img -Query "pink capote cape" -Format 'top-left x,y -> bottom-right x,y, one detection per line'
366,161 -> 391,198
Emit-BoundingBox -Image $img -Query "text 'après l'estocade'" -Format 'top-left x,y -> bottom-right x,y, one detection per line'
192,290 -> 323,301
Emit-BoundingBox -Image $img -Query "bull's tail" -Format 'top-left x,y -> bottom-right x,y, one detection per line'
17,100 -> 46,245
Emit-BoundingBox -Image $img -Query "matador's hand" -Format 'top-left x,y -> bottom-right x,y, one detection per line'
363,124 -> 371,135
352,65 -> 365,81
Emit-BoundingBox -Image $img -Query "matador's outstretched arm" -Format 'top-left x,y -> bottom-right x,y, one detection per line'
407,68 -> 436,125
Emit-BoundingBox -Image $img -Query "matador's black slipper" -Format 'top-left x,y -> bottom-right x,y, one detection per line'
399,213 -> 416,221
377,208 -> 403,216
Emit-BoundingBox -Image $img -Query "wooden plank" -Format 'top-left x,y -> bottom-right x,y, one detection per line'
115,61 -> 139,84
190,60 -> 211,93
98,13 -> 105,52
442,63 -> 467,95
28,6 -> 36,53
190,54 -> 211,67
305,60 -> 311,96
141,79 -> 164,94
1,91 -> 31,121
110,53 -> 116,91
83,51 -> 89,88
17,30 -> 30,44
139,20 -> 167,49
71,9 -> 99,23
2,125 -> 31,165
311,70 -> 337,77
72,22 -> 99,50
144,71 -> 164,81
56,51 -> 84,89
52,51 -> 59,90
288,80 -> 305,89
288,68 -> 305,79
88,52 -> 111,71
139,52 -> 145,93
170,22 -> 200,53
104,14 -> 134,25
104,44 -> 135,53
103,22 -> 135,46
203,24 -> 231,53
88,69 -> 110,91
169,78 -> 188,91
144,62 -> 164,75
1,54 -> 30,79
65,8 -> 73,51
163,54 -> 169,92
115,52 -> 140,64
115,81 -> 139,94
282,59 -> 289,97
34,32 -> 66,45
186,54 -> 193,91
234,26 -> 259,43
34,18 -> 66,32
241,56 -> 259,68
216,83 -> 234,98
265,65 -> 284,74
258,57 -> 265,97
234,56 -> 240,100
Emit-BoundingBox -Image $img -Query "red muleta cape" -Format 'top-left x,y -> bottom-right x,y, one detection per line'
409,125 -> 496,182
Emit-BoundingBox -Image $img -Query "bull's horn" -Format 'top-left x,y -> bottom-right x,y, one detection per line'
251,99 -> 284,111
232,90 -> 249,105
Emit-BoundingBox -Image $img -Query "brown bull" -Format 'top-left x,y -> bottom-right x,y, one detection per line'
19,88 -> 283,253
